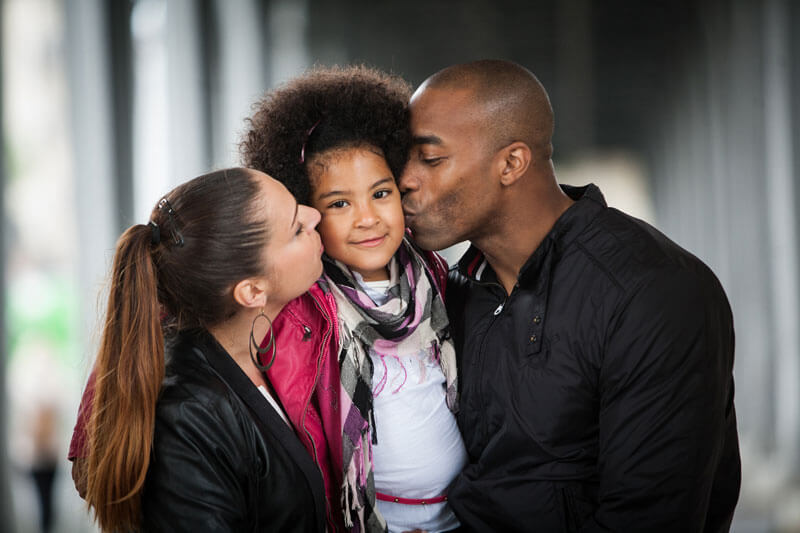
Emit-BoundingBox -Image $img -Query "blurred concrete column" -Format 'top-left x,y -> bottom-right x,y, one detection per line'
764,0 -> 800,476
723,0 -> 773,453
675,59 -> 711,256
269,0 -> 310,85
554,0 -> 593,155
651,0 -> 775,458
209,0 -> 269,167
702,0 -> 732,288
0,5 -> 15,532
63,0 -> 117,365
107,0 -> 135,232
166,0 -> 211,185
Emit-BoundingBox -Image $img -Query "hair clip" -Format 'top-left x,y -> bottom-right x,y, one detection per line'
158,198 -> 176,214
299,118 -> 323,164
148,221 -> 160,245
157,198 -> 185,247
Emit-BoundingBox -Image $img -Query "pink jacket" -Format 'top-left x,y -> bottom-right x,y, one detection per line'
267,281 -> 344,530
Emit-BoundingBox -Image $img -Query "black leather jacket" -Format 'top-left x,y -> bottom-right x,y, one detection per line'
141,330 -> 326,532
446,184 -> 740,532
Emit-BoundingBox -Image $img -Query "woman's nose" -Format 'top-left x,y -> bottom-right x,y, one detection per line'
305,206 -> 322,229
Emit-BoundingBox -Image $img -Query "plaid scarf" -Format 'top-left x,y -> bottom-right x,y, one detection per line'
325,238 -> 457,533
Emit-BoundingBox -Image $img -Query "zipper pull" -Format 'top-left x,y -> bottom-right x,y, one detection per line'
302,325 -> 312,341
493,303 -> 504,316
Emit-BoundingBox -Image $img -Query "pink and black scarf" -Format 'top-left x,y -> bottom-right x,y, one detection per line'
324,237 -> 457,533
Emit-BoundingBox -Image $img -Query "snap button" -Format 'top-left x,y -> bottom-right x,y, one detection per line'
533,316 -> 541,324
530,335 -> 537,342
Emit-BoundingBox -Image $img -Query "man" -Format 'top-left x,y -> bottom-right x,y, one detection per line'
399,59 -> 740,532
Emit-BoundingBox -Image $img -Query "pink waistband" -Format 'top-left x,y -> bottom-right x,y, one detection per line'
375,492 -> 448,505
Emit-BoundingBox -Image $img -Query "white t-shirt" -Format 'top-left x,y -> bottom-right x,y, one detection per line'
369,336 -> 467,532
361,278 -> 393,306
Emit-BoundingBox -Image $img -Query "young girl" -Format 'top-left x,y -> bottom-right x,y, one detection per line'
242,65 -> 467,533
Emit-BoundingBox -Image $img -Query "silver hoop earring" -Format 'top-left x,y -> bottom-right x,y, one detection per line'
250,309 -> 277,372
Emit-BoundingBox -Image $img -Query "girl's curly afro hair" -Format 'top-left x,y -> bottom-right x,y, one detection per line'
240,64 -> 412,205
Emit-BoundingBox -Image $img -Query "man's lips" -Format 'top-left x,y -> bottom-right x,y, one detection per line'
402,204 -> 418,219
401,196 -> 418,216
352,236 -> 386,247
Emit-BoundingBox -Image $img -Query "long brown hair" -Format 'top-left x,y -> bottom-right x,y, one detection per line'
84,168 -> 271,531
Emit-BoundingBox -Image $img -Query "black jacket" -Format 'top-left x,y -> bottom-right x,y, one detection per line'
141,330 -> 326,532
446,184 -> 740,532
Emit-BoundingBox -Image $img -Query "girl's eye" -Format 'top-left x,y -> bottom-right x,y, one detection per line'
328,200 -> 348,209
295,223 -> 305,236
373,189 -> 392,199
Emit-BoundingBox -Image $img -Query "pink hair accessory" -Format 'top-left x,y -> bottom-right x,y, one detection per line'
299,118 -> 323,164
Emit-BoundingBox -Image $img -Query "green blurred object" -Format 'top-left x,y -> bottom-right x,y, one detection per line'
5,273 -> 80,365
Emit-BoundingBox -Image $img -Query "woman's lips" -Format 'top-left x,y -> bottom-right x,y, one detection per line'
352,236 -> 386,248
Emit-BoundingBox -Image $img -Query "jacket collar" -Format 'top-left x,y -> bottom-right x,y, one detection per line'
456,183 -> 606,287
176,329 -> 328,532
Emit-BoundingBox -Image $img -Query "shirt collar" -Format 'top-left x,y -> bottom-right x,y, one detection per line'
456,183 -> 607,286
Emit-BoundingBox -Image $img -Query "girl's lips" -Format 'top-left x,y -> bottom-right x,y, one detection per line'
352,236 -> 386,248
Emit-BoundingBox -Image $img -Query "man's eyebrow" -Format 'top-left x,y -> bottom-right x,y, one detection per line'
412,135 -> 443,146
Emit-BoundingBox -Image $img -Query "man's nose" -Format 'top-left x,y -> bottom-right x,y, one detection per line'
398,164 -> 419,194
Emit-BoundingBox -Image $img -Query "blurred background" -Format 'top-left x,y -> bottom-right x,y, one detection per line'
1,0 -> 798,531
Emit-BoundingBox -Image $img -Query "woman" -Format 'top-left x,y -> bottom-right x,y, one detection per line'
80,168 -> 327,531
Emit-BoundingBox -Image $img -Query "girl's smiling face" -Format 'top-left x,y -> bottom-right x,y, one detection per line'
309,146 -> 405,281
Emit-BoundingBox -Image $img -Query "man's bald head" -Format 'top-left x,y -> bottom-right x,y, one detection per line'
413,59 -> 554,160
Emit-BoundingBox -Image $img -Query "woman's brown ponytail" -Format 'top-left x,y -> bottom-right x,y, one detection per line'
84,223 -> 164,531
80,168 -> 270,531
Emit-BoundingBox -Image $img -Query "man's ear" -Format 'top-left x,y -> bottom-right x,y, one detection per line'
232,278 -> 269,310
497,141 -> 531,186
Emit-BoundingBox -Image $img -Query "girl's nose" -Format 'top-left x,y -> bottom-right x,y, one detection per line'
354,203 -> 378,227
